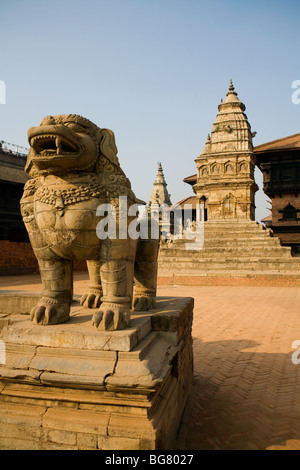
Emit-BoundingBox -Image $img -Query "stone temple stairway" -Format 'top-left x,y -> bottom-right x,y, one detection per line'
158,221 -> 300,279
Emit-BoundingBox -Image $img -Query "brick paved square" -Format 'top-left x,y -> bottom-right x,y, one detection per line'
1,273 -> 300,450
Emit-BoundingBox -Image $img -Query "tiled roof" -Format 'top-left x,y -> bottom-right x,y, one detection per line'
254,133 -> 300,154
168,195 -> 197,210
183,174 -> 197,184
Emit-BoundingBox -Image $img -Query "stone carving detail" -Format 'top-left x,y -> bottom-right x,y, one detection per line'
225,162 -> 234,173
201,166 -> 209,176
239,161 -> 248,172
20,114 -> 159,330
211,164 -> 220,174
222,193 -> 237,219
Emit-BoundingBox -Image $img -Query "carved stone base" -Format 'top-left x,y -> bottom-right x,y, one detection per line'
0,296 -> 193,450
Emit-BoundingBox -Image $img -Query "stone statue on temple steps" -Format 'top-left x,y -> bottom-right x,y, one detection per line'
20,114 -> 159,330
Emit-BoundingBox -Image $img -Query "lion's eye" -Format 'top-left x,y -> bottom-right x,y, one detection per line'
65,122 -> 86,132
21,205 -> 33,217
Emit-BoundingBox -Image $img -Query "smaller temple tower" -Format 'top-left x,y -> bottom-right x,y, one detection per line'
148,162 -> 172,208
194,80 -> 258,221
145,162 -> 172,236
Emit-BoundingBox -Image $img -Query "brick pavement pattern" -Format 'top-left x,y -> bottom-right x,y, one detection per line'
1,273 -> 300,450
168,284 -> 300,450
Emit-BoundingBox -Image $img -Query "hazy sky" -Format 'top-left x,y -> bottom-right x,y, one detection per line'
1,0 -> 299,221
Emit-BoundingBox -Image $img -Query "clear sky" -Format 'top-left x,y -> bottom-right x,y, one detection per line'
1,0 -> 299,221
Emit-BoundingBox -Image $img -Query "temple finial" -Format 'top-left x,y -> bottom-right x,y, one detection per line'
226,79 -> 237,97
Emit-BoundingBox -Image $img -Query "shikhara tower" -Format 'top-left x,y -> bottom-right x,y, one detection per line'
144,162 -> 172,236
193,80 -> 258,221
148,162 -> 172,208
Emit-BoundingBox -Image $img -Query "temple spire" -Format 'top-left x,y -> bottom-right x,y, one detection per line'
148,162 -> 172,207
227,79 -> 237,96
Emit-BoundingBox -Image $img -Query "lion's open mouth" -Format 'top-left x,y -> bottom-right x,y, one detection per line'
30,134 -> 79,157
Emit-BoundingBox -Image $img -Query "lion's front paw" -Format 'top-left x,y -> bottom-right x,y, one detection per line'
133,295 -> 156,311
80,291 -> 102,309
92,303 -> 131,331
31,296 -> 70,325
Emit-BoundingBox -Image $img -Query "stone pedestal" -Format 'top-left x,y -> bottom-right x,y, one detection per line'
0,290 -> 41,314
0,296 -> 193,450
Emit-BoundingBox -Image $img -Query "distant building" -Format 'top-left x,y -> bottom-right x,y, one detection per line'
145,162 -> 173,236
0,147 -> 29,242
147,162 -> 172,208
255,133 -> 300,253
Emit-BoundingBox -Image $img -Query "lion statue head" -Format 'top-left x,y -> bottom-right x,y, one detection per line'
25,114 -> 120,175
24,114 -> 137,203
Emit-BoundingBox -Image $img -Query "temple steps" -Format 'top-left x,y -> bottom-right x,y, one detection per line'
160,249 -> 293,259
159,260 -> 300,270
158,220 -> 300,277
170,240 -> 284,249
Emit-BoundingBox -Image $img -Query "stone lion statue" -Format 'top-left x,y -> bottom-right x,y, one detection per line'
20,114 -> 159,330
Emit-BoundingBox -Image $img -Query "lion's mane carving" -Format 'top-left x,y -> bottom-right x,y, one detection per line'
21,114 -> 159,330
